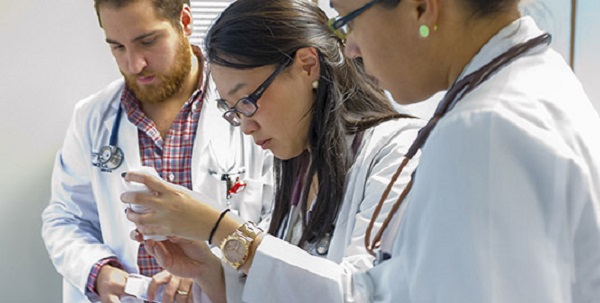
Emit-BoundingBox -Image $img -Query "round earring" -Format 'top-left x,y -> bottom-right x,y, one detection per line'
419,25 -> 430,38
312,80 -> 319,90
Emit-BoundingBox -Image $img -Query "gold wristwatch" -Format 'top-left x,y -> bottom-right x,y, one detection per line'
220,222 -> 262,269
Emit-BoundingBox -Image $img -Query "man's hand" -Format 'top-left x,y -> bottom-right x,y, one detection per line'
96,265 -> 128,303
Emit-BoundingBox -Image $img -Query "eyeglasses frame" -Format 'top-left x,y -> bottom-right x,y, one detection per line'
216,56 -> 293,127
327,0 -> 383,40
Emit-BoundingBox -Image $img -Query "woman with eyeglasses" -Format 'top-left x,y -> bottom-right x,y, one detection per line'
326,0 -> 600,302
121,0 -> 423,302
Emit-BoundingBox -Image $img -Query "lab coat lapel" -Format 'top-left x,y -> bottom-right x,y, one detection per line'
101,91 -> 142,172
191,97 -> 221,190
100,88 -> 142,270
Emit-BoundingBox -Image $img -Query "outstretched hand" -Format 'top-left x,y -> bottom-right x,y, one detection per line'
121,171 -> 221,241
132,231 -> 217,279
131,230 -> 227,303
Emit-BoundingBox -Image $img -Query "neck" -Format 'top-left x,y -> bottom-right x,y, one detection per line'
142,50 -> 202,139
443,9 -> 521,87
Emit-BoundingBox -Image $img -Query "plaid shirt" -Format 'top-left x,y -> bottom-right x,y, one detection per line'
86,80 -> 203,295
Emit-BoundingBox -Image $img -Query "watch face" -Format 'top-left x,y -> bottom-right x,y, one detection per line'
223,239 -> 246,263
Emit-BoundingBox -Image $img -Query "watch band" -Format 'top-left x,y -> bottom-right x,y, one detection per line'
238,221 -> 262,239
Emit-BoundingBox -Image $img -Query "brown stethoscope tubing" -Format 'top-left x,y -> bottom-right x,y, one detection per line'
570,0 -> 577,69
365,33 -> 552,256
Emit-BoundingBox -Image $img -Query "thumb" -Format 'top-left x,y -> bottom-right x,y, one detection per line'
123,171 -> 169,193
105,294 -> 122,303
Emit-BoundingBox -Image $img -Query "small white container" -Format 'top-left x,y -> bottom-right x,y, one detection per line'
123,166 -> 167,241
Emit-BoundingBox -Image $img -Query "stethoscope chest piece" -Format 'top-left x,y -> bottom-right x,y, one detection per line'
93,145 -> 124,172
315,233 -> 331,256
93,105 -> 125,173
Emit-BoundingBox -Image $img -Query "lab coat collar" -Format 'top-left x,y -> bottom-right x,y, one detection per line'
458,16 -> 545,83
191,93 -> 229,190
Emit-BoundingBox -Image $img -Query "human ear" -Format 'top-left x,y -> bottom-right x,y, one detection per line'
413,0 -> 440,35
294,47 -> 320,82
181,4 -> 193,36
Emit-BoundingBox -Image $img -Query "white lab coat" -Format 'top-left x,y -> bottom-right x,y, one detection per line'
356,17 -> 600,302
41,79 -> 273,303
222,118 -> 424,303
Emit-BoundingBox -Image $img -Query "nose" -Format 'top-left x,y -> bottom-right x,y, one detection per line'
343,35 -> 362,59
125,50 -> 148,75
239,116 -> 258,136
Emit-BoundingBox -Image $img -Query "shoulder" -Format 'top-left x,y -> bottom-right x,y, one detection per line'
362,118 -> 425,152
67,79 -> 124,139
354,117 -> 424,169
73,79 -> 124,116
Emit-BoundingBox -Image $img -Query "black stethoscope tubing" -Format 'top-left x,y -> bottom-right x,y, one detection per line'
110,104 -> 123,147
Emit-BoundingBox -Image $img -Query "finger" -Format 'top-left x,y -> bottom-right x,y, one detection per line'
129,229 -> 143,242
177,279 -> 193,303
124,208 -> 159,230
146,242 -> 172,271
120,190 -> 157,207
150,241 -> 177,269
163,275 -> 182,303
105,294 -> 121,303
124,171 -> 170,194
177,290 -> 192,303
148,270 -> 172,301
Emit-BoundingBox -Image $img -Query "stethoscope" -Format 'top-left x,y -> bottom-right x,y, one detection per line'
365,33 -> 552,266
92,105 -> 124,172
92,103 -> 247,201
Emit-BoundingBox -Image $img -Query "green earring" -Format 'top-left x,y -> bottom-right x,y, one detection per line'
419,25 -> 430,38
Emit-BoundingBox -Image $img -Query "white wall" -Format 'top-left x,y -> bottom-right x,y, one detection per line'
1,0 -> 597,302
0,1 -> 119,301
574,0 -> 600,113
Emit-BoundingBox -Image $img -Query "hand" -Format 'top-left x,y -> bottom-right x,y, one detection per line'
148,270 -> 194,303
131,230 -> 219,280
121,172 -> 221,241
96,265 -> 128,303
133,231 -> 226,303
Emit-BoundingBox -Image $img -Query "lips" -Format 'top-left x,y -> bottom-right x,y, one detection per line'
137,75 -> 156,85
254,138 -> 272,150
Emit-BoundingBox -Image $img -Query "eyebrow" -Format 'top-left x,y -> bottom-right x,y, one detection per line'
105,31 -> 159,45
329,0 -> 339,9
227,82 -> 247,97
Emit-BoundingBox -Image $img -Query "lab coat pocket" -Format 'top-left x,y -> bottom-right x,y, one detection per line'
227,177 -> 267,224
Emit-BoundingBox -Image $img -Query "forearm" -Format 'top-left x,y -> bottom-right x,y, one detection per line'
193,254 -> 228,303
42,211 -> 116,294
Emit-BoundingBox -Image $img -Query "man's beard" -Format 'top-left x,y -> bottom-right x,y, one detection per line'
123,36 -> 193,104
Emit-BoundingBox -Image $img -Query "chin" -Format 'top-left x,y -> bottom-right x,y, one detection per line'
389,87 -> 435,105
274,148 -> 305,161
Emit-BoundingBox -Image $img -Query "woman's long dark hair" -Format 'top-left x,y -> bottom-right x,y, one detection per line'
205,0 -> 410,245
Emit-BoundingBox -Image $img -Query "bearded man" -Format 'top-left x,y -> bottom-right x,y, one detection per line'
42,1 -> 273,302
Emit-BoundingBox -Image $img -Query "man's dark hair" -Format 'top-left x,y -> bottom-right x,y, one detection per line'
94,0 -> 190,27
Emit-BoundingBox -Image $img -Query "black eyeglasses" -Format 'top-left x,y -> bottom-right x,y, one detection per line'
327,0 -> 383,40
216,56 -> 293,127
